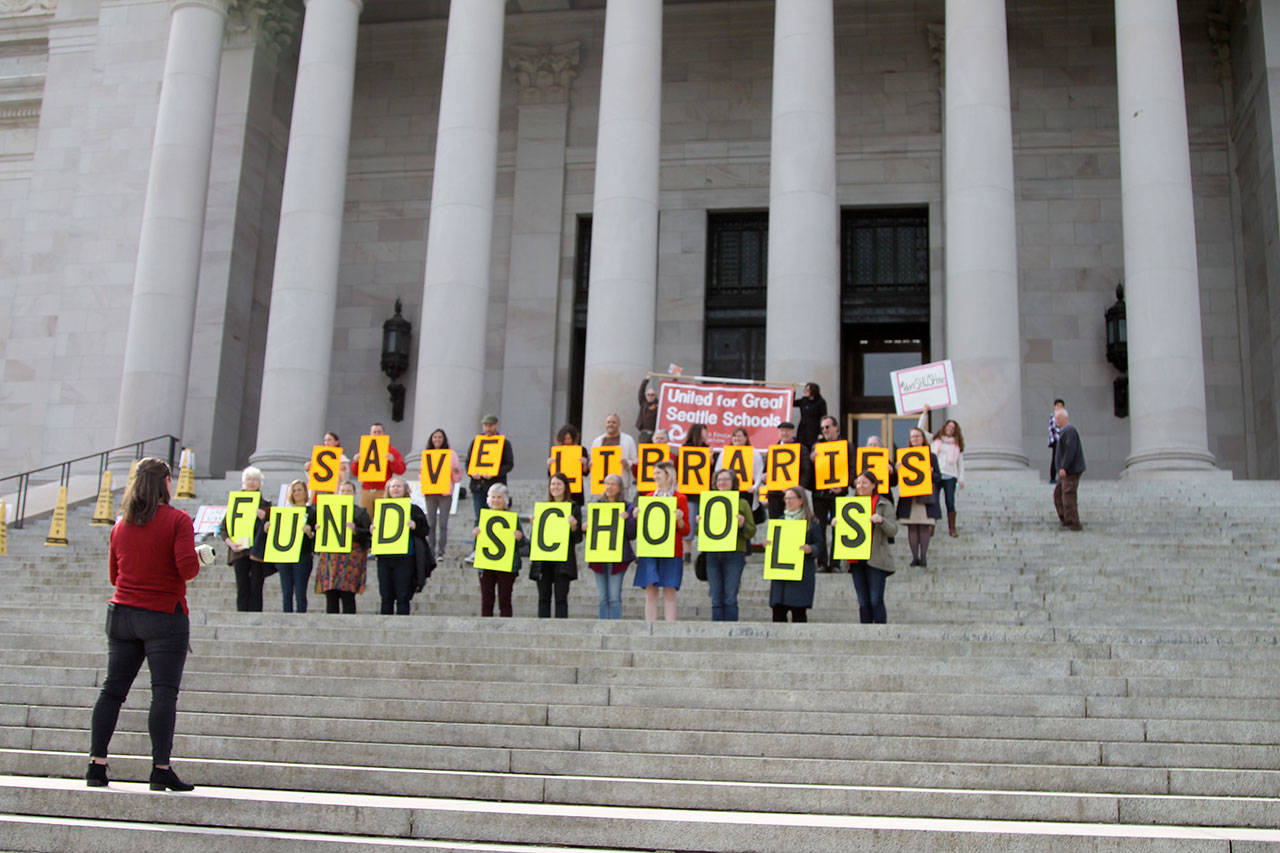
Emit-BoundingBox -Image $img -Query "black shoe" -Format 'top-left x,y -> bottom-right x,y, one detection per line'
919,557 -> 927,568
149,765 -> 195,792
909,558 -> 919,567
85,762 -> 108,787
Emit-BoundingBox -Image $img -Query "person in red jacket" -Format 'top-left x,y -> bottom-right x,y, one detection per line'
350,422 -> 406,516
87,457 -> 202,792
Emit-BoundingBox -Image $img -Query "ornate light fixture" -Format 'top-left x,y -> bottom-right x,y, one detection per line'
381,299 -> 412,422
1104,283 -> 1128,418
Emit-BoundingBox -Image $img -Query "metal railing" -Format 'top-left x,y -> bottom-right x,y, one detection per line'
0,435 -> 180,529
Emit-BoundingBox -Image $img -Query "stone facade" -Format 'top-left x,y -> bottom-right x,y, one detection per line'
1,0 -> 1276,481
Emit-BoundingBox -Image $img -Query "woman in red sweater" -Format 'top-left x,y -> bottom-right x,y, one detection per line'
87,457 -> 201,792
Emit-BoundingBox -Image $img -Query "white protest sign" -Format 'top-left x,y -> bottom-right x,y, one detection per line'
891,359 -> 958,415
193,505 -> 227,536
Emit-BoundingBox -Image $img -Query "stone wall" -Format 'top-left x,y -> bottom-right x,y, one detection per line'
1,0 -> 169,475
1229,0 -> 1280,479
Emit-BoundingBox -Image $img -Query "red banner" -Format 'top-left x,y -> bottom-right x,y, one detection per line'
656,382 -> 795,448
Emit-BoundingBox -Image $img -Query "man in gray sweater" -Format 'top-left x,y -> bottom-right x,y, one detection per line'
1053,408 -> 1086,531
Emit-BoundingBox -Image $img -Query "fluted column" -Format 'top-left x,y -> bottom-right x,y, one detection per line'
114,0 -> 230,447
765,0 -> 839,404
580,0 -> 662,436
943,0 -> 1027,469
250,0 -> 362,471
1115,0 -> 1218,474
410,0 -> 506,453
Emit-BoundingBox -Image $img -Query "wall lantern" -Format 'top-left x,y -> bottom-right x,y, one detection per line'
381,298 -> 412,422
1104,283 -> 1128,418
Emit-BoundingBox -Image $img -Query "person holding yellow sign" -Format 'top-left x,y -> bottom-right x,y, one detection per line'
846,471 -> 898,624
587,474 -> 635,619
896,427 -> 942,568
703,469 -> 757,622
631,461 -> 690,622
350,423 -> 406,516
306,431 -> 349,501
270,480 -> 316,613
766,486 -> 822,622
465,415 -> 515,563
313,480 -> 371,614
373,477 -> 430,615
716,426 -> 765,524
421,428 -> 464,558
590,413 -> 638,492
472,483 -> 526,617
218,466 -> 272,612
547,424 -> 589,506
529,473 -> 583,618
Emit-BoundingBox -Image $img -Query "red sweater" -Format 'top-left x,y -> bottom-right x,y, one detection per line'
109,504 -> 201,615
350,444 -> 406,490
644,490 -> 691,558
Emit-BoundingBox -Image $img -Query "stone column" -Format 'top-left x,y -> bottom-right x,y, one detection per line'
943,0 -> 1027,469
1115,0 -> 1218,474
250,0 -> 362,471
114,0 -> 230,448
410,0 -> 507,453
580,0 -> 662,437
499,43 -> 580,470
765,0 -> 840,409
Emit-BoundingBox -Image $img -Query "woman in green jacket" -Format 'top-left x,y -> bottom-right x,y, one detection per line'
704,468 -> 757,621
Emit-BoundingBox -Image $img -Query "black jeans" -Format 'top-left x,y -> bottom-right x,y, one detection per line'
90,603 -> 189,765
536,572 -> 572,618
771,605 -> 808,623
377,556 -> 415,615
325,590 -> 356,614
233,557 -> 264,611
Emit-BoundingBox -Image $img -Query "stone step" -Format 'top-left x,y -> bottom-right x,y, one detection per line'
10,745 -> 1274,799
1,749 -> 1278,829
0,776 -> 1277,851
11,715 -> 1278,773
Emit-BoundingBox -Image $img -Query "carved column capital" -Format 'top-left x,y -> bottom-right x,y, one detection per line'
0,0 -> 56,16
508,41 -> 581,105
227,0 -> 303,53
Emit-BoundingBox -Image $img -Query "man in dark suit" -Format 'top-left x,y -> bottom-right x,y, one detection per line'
1053,408 -> 1086,531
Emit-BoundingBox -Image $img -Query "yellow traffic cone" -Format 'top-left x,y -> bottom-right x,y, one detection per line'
45,486 -> 69,547
91,471 -> 115,526
175,448 -> 196,500
117,459 -> 139,515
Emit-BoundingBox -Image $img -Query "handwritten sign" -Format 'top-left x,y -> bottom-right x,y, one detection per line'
890,359 -> 958,415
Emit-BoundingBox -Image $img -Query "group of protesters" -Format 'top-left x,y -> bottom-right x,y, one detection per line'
211,377 -> 967,626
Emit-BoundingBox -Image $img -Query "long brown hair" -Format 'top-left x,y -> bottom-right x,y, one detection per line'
940,419 -> 965,452
122,457 -> 170,526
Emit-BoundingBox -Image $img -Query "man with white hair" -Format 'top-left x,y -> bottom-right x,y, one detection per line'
1053,408 -> 1086,531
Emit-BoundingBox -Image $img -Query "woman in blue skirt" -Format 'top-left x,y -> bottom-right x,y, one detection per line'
631,461 -> 689,621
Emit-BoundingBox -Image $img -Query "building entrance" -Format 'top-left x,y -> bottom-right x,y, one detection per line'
838,207 -> 930,438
